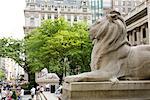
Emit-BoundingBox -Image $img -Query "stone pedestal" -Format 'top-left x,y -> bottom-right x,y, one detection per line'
62,81 -> 150,100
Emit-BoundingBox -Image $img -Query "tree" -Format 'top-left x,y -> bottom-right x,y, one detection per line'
0,38 -> 25,68
0,69 -> 5,80
25,18 -> 92,77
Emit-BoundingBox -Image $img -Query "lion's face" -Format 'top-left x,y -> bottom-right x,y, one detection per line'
89,12 -> 125,41
89,18 -> 106,40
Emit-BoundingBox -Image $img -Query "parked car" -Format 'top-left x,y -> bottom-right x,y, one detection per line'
55,85 -> 62,100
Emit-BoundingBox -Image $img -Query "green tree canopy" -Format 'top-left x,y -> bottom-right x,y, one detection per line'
25,18 -> 92,75
0,38 -> 25,67
0,69 -> 5,79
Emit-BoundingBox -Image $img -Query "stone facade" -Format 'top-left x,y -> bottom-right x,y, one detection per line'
63,81 -> 150,100
24,0 -> 92,34
112,0 -> 144,16
125,1 -> 150,45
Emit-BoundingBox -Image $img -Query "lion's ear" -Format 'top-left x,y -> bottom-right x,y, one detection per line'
107,14 -> 118,22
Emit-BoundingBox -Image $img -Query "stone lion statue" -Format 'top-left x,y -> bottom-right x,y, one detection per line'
65,10 -> 150,83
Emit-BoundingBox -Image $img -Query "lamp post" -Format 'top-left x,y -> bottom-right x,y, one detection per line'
64,57 -> 68,77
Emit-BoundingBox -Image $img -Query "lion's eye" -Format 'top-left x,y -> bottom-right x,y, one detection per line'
96,21 -> 101,24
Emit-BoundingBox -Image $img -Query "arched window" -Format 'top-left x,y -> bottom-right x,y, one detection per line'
30,17 -> 35,26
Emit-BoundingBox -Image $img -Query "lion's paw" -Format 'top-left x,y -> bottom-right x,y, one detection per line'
109,77 -> 119,84
64,75 -> 81,83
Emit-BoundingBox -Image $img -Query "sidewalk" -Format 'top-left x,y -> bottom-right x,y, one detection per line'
0,94 -> 33,100
43,92 -> 58,100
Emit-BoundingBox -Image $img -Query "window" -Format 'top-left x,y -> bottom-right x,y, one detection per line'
55,7 -> 58,11
61,14 -> 64,18
48,6 -> 51,10
127,1 -> 131,6
41,6 -> 44,10
83,16 -> 87,21
41,15 -> 45,20
54,15 -> 58,19
127,34 -> 129,41
30,18 -> 35,26
134,32 -> 137,41
82,1 -> 86,6
74,16 -> 77,21
71,6 -> 73,9
115,1 -> 118,5
31,0 -> 34,2
122,1 -> 125,6
122,8 -> 125,13
79,16 -> 82,20
61,7 -> 64,11
67,15 -> 71,21
30,5 -> 35,10
128,8 -> 131,12
143,28 -> 146,38
83,8 -> 87,12
48,15 -> 51,19
68,7 -> 71,11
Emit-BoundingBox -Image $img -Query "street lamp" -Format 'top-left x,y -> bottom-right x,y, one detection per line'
64,57 -> 68,77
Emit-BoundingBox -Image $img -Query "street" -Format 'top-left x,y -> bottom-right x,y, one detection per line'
43,92 -> 58,100
0,94 -> 31,100
22,95 -> 31,100
0,92 -> 58,100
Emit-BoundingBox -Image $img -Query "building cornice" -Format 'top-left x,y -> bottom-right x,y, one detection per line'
24,10 -> 91,15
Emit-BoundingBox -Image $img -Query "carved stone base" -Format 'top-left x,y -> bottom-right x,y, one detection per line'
62,81 -> 150,100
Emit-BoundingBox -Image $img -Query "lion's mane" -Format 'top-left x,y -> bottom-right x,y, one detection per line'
89,11 -> 130,70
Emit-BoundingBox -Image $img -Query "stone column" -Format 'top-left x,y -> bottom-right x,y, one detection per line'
136,27 -> 140,45
145,23 -> 149,44
129,31 -> 132,44
39,14 -> 41,26
45,13 -> 48,20
140,26 -> 144,44
51,13 -> 54,20
71,14 -> 74,25
64,14 -> 67,21
147,1 -> 150,44
141,25 -> 147,44
132,30 -> 136,45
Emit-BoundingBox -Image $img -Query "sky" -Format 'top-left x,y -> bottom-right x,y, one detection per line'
0,0 -> 25,39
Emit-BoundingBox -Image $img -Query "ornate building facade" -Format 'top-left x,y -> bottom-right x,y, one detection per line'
112,0 -> 144,16
125,1 -> 150,45
24,0 -> 92,34
0,57 -> 25,81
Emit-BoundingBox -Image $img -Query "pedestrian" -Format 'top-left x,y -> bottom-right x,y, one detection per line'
16,89 -> 21,100
7,89 -> 13,100
1,88 -> 7,100
36,85 -> 40,95
11,91 -> 17,100
20,87 -> 24,100
45,84 -> 50,91
30,86 -> 35,99
40,86 -> 44,93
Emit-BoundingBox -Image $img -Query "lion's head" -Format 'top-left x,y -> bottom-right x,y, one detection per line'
89,10 -> 129,56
